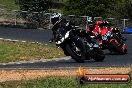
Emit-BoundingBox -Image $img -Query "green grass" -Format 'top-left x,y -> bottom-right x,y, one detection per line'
0,40 -> 64,63
0,0 -> 19,10
0,76 -> 132,88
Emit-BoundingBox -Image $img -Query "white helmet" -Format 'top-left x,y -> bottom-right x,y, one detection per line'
51,13 -> 62,19
51,13 -> 62,24
87,17 -> 92,22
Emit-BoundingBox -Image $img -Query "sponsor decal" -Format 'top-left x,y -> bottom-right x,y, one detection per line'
76,66 -> 131,84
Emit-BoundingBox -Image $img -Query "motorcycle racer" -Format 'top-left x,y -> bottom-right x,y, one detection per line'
86,19 -> 126,46
86,18 -> 103,45
49,13 -> 62,43
86,18 -> 127,54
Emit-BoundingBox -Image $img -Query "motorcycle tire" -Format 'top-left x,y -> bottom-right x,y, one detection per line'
110,41 -> 127,55
60,45 -> 70,56
109,40 -> 120,53
65,38 -> 86,63
93,48 -> 105,62
120,44 -> 127,55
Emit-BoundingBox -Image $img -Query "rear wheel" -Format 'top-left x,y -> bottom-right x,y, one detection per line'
65,39 -> 86,63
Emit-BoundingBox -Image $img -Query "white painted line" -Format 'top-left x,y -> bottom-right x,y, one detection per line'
12,40 -> 19,42
0,57 -> 69,66
0,37 -> 45,45
21,41 -> 27,43
2,63 -> 6,65
31,42 -> 36,44
38,43 -> 42,45
30,62 -> 35,63
5,39 -> 11,41
55,59 -> 61,61
16,62 -> 21,65
45,44 -> 48,45
41,60 -> 47,62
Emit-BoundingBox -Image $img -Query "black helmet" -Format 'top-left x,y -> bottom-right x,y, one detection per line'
112,27 -> 120,33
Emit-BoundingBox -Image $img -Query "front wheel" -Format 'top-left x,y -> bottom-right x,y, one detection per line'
110,40 -> 127,55
109,40 -> 120,53
93,48 -> 105,62
60,44 -> 70,56
65,39 -> 86,63
120,44 -> 127,55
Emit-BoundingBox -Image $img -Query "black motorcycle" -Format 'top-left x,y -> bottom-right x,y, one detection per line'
52,19 -> 105,62
54,20 -> 87,63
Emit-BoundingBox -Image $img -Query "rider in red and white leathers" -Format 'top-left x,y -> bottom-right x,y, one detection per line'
86,20 -> 103,45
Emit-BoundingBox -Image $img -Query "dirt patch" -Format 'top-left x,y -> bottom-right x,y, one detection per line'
0,67 -> 131,82
0,18 -> 6,21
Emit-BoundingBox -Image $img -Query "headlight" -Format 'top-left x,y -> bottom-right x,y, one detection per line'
102,35 -> 107,40
106,31 -> 111,36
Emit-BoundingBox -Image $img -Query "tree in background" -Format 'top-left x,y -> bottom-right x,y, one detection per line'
15,0 -> 50,12
14,0 -> 132,28
64,0 -> 132,19
63,0 -> 125,18
15,0 -> 51,28
114,0 -> 132,19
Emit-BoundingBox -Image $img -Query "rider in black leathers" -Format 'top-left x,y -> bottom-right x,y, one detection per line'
49,13 -> 61,43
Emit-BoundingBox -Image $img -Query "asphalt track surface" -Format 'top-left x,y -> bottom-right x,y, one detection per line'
0,27 -> 132,69
0,27 -> 52,43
